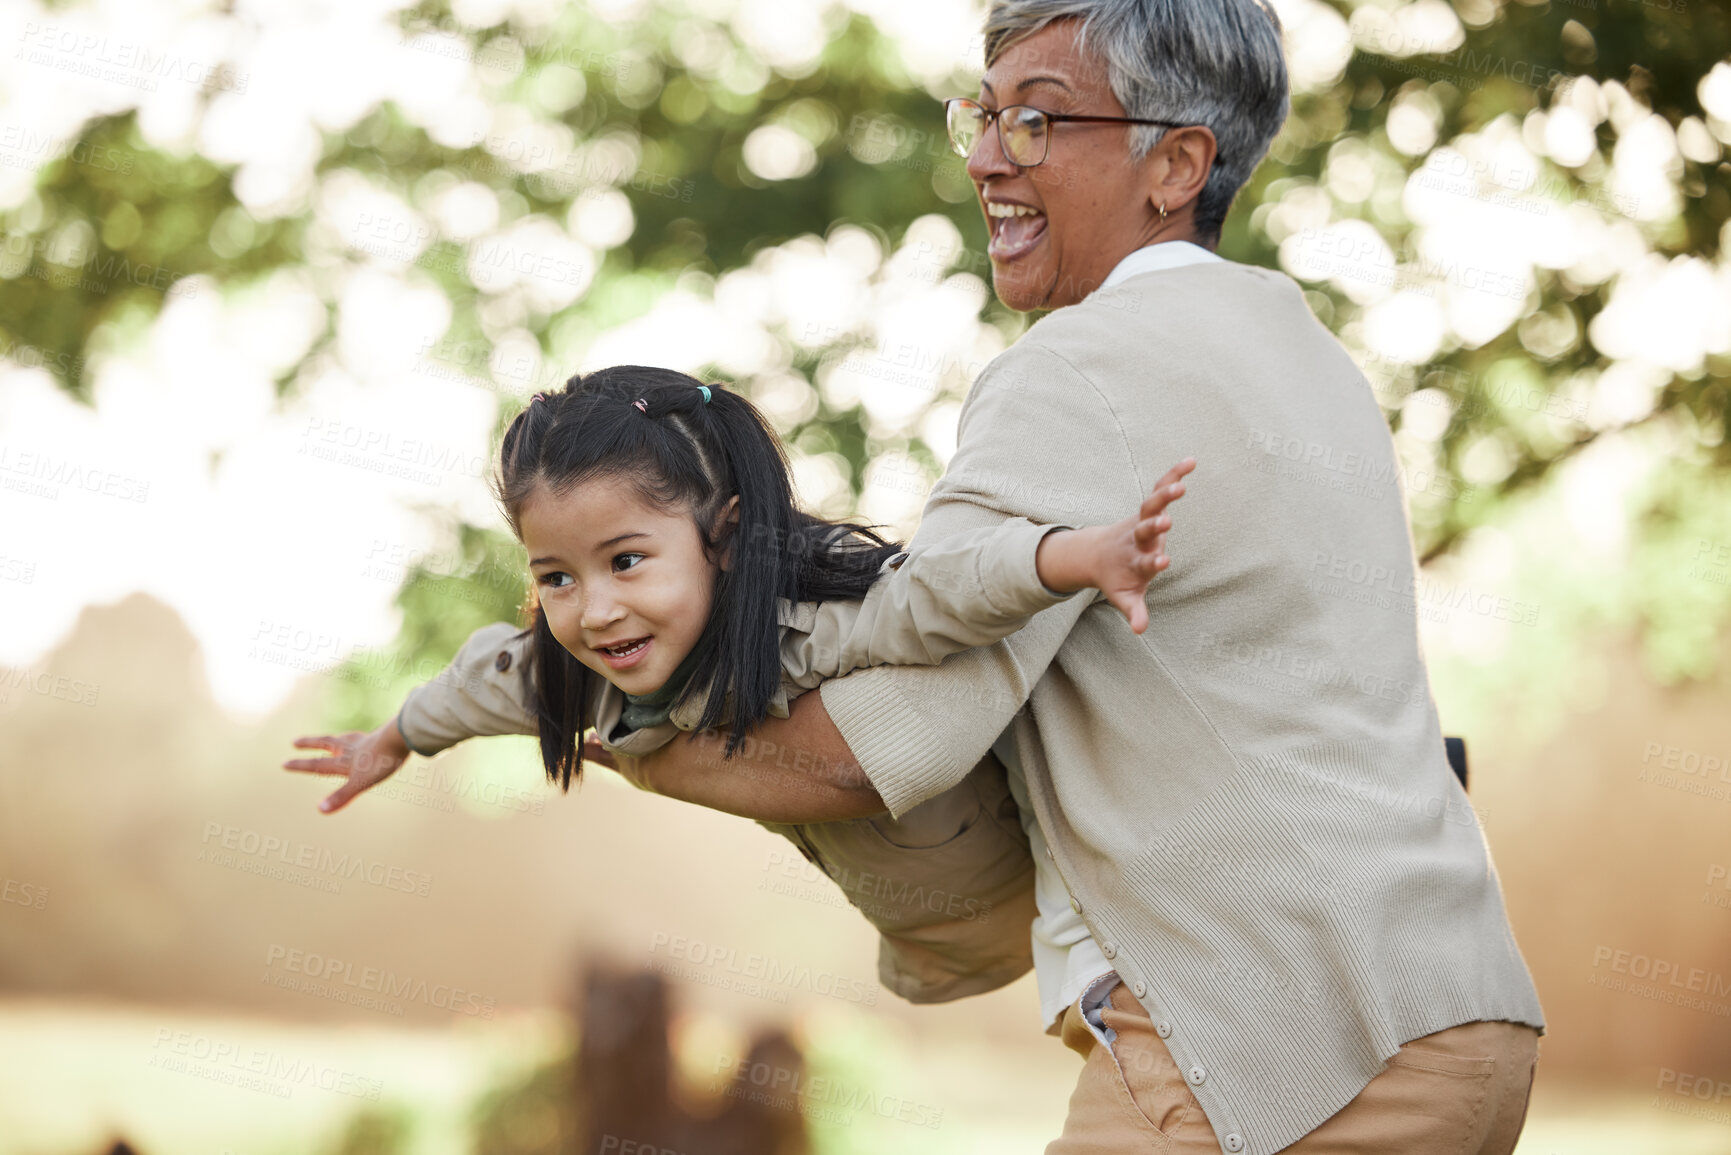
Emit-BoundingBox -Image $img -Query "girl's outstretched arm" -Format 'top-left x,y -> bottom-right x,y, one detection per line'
285,621 -> 537,813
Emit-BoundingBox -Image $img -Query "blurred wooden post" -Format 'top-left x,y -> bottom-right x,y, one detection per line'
573,962 -> 811,1155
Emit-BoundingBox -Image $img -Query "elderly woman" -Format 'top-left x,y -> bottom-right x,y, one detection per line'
621,2 -> 1547,1153
316,1 -> 1547,1150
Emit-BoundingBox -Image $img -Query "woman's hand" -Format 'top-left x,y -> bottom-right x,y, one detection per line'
583,733 -> 668,793
282,718 -> 413,813
1035,456 -> 1195,633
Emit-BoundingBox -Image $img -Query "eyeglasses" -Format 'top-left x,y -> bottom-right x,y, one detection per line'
944,97 -> 1187,168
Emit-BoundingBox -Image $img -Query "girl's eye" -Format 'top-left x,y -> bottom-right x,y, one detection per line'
536,571 -> 573,590
612,552 -> 646,573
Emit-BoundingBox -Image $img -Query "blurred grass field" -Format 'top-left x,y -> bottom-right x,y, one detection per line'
3,1000 -> 1728,1155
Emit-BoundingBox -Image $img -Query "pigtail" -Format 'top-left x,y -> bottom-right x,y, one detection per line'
529,601 -> 592,791
676,385 -> 802,753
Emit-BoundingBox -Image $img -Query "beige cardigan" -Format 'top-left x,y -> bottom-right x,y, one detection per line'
817,260 -> 1546,1155
396,517 -> 1072,1002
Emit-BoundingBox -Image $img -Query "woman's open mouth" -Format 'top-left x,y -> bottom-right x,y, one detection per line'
987,200 -> 1047,262
596,636 -> 651,670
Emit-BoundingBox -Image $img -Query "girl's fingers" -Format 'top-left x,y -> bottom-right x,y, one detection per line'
1147,460 -> 1195,496
1141,458 -> 1195,514
1108,590 -> 1151,634
319,783 -> 362,814
1134,514 -> 1170,547
291,735 -> 346,752
1127,550 -> 1169,579
281,758 -> 351,775
1139,482 -> 1185,519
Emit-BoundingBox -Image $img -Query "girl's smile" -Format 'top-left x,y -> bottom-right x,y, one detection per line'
595,635 -> 652,669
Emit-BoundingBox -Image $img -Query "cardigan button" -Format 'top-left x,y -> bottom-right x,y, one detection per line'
1132,980 -> 1147,998
1101,941 -> 1117,959
1223,1134 -> 1245,1152
1186,1065 -> 1207,1086
1068,895 -> 1082,914
494,650 -> 512,673
1155,1020 -> 1172,1039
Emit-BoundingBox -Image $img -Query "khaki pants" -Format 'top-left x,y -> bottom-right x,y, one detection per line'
1048,975 -> 1539,1155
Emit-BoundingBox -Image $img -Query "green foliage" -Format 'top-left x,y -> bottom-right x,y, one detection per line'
324,1105 -> 417,1155
470,1054 -> 579,1155
7,0 -> 1730,703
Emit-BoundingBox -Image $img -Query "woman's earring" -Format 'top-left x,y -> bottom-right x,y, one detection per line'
632,398 -> 648,413
1158,202 -> 1168,222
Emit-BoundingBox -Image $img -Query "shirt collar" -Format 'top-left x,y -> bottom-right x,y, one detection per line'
1097,240 -> 1225,293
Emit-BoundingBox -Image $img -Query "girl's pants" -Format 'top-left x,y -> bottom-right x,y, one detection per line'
1047,972 -> 1540,1155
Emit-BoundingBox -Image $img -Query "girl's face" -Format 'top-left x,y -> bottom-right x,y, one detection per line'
519,475 -> 734,697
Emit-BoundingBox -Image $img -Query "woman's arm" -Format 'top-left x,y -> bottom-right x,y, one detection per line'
605,689 -> 886,822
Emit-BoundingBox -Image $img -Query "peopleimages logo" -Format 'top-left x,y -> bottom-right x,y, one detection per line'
199,821 -> 433,897
261,945 -> 496,1019
147,1029 -> 383,1101
647,932 -> 878,1006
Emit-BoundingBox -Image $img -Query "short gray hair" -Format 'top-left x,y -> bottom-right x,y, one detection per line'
983,0 -> 1290,248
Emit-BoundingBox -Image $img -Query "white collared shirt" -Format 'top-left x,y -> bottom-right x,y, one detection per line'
1006,237 -> 1227,1033
1099,238 -> 1224,291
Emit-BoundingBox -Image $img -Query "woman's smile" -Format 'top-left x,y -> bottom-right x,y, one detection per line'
987,198 -> 1048,262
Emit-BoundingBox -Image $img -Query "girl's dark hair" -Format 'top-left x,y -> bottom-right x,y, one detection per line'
494,365 -> 903,790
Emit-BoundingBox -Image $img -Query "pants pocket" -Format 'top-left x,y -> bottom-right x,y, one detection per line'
1096,983 -> 1201,1139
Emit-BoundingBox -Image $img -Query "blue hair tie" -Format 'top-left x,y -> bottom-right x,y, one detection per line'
697,384 -> 711,404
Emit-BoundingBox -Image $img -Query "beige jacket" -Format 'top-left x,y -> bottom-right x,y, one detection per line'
816,260 -> 1545,1155
396,517 -> 1073,1003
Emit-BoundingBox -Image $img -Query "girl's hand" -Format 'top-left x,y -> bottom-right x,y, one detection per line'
1035,456 -> 1196,634
282,719 -> 412,814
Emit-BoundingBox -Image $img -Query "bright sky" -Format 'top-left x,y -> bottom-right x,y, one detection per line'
1,0 -> 1726,718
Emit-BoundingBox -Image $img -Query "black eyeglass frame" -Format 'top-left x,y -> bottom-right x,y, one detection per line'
943,97 -> 1189,167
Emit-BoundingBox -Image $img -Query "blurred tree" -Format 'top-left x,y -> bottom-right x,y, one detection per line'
472,959 -> 810,1155
4,0 -> 1729,695
325,1106 -> 416,1155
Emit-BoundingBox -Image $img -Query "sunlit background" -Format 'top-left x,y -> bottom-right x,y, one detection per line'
2,0 -> 1730,1150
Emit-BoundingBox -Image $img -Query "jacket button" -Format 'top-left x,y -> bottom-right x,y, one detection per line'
1155,1020 -> 1172,1039
1101,941 -> 1117,959
1186,1065 -> 1207,1086
494,650 -> 512,672
1224,1134 -> 1245,1152
1069,896 -> 1082,914
1133,980 -> 1147,998
1044,845 -> 1054,860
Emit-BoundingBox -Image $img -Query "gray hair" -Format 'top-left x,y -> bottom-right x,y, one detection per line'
982,0 -> 1290,247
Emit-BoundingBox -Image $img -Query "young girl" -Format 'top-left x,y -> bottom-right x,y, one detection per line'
286,365 -> 1192,1000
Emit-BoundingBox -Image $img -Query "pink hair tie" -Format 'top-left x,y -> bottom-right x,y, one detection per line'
632,398 -> 648,413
